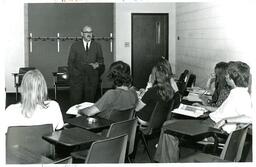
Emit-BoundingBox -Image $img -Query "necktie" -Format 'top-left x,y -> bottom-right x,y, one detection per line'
86,43 -> 89,52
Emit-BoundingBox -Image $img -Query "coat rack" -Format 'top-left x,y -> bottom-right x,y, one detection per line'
29,33 -> 113,53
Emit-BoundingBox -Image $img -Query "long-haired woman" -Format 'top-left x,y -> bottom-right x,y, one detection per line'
135,61 -> 175,126
2,69 -> 64,133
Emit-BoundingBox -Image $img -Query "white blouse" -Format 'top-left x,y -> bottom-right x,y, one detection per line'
210,87 -> 253,133
1,100 -> 64,134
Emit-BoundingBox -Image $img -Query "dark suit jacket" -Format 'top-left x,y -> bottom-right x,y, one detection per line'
68,40 -> 104,84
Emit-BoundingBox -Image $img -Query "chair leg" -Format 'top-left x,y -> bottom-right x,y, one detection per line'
54,85 -> 57,100
127,156 -> 132,163
212,133 -> 220,155
130,127 -> 140,161
141,133 -> 153,162
15,86 -> 18,101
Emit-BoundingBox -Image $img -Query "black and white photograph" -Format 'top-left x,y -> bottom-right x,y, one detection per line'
0,0 -> 255,166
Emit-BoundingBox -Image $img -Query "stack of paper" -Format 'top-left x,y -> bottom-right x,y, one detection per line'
66,102 -> 94,115
172,104 -> 207,118
188,87 -> 206,94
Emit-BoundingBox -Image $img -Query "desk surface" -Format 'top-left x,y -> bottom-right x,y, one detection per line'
43,127 -> 105,147
6,146 -> 53,164
164,120 -> 222,137
65,116 -> 114,132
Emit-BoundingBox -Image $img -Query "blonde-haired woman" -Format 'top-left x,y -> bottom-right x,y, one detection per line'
2,69 -> 64,133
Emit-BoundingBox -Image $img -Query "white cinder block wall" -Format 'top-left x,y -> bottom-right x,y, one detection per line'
176,2 -> 255,90
175,2 -> 256,107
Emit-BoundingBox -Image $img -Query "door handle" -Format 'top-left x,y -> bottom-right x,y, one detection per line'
156,21 -> 161,44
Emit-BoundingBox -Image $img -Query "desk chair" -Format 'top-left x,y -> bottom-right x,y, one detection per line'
109,108 -> 135,122
71,119 -> 137,163
6,124 -> 71,164
176,69 -> 190,97
178,69 -> 189,83
52,66 -> 69,99
186,74 -> 196,88
136,101 -> 174,162
166,91 -> 182,120
12,67 -> 35,101
107,119 -> 137,162
86,135 -> 128,163
179,124 -> 250,162
241,125 -> 252,162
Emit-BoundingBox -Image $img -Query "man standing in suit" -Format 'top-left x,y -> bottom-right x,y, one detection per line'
68,25 -> 104,105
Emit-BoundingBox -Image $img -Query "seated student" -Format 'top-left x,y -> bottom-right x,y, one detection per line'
138,58 -> 178,98
135,60 -> 175,126
1,69 -> 64,133
205,62 -> 228,95
197,62 -> 231,111
78,61 -> 138,119
154,61 -> 253,163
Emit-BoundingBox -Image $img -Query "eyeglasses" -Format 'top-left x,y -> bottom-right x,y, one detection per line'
82,31 -> 93,33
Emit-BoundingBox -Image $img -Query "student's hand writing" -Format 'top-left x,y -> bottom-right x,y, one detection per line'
199,94 -> 210,105
76,113 -> 82,117
214,119 -> 226,129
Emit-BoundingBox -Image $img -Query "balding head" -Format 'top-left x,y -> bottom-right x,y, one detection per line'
81,25 -> 93,42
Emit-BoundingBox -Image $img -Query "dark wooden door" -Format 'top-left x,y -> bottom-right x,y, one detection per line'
132,14 -> 168,89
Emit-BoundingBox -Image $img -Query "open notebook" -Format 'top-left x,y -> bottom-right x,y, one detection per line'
172,104 -> 207,118
66,102 -> 94,115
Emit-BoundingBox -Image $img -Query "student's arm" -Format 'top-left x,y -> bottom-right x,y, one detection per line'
135,99 -> 146,112
78,105 -> 100,116
206,73 -> 215,90
52,101 -> 65,130
192,103 -> 217,112
204,106 -> 218,112
78,90 -> 113,116
136,88 -> 155,112
145,67 -> 156,91
214,115 -> 252,129
170,78 -> 179,92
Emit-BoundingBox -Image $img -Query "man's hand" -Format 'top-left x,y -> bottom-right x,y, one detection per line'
89,62 -> 99,69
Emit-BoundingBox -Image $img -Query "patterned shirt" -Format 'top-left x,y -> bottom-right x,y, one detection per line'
209,86 -> 231,107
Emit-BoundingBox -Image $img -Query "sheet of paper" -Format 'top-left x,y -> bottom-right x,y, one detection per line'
183,92 -> 202,102
188,87 -> 212,96
66,102 -> 94,115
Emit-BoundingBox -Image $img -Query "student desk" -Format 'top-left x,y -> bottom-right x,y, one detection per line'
6,146 -> 53,164
42,127 -> 105,147
164,120 -> 224,153
164,120 -> 221,137
65,116 -> 114,132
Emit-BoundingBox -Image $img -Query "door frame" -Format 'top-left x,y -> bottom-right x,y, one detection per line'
131,13 -> 169,85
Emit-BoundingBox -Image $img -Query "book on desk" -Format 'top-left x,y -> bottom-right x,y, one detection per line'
172,104 -> 207,118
